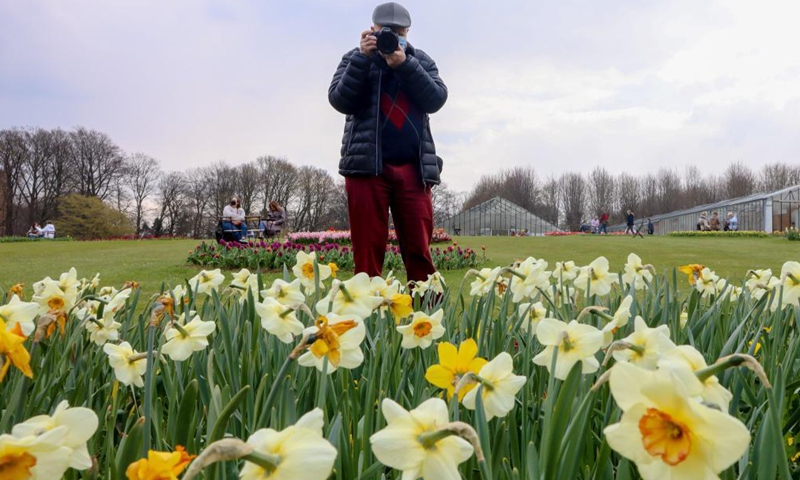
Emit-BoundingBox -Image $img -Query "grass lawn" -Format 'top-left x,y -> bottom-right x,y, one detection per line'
1,235 -> 797,299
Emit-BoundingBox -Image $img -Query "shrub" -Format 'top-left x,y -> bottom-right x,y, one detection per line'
0,236 -> 73,243
668,230 -> 769,238
56,194 -> 135,240
787,227 -> 800,241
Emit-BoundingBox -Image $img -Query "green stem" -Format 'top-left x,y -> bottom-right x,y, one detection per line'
243,451 -> 281,473
695,355 -> 746,383
418,429 -> 457,449
142,324 -> 156,456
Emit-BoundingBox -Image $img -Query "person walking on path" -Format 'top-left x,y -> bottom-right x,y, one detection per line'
625,210 -> 635,235
329,2 -> 447,282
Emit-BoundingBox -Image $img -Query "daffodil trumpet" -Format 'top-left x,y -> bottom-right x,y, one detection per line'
694,354 -> 771,387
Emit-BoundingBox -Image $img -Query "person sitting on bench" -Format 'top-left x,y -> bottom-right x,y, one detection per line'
260,201 -> 286,238
222,197 -> 247,241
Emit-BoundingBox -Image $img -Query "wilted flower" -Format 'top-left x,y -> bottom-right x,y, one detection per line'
103,341 -> 147,387
462,352 -> 526,420
604,362 -> 749,480
126,446 -> 195,480
397,309 -> 446,349
0,319 -> 33,382
240,409 -> 337,480
425,339 -> 488,400
509,257 -> 550,302
293,251 -> 332,290
316,273 -> 383,319
12,401 -> 99,471
255,297 -> 304,343
533,318 -> 604,380
162,315 -> 217,361
188,269 -> 225,295
622,253 -> 653,290
0,295 -> 39,337
574,256 -> 618,297
612,317 -> 676,370
370,398 -> 474,480
298,314 -> 365,374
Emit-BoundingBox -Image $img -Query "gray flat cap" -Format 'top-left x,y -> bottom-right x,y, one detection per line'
372,2 -> 411,28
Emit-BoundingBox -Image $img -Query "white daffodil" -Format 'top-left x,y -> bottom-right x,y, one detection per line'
602,295 -> 634,347
533,318 -> 604,380
297,314 -> 365,374
315,273 -> 383,319
230,268 -> 258,301
715,279 -> 742,302
412,272 -> 446,297
657,346 -> 733,411
469,267 -> 501,296
752,276 -> 780,301
695,268 -> 719,298
162,315 -> 216,361
622,253 -> 653,290
510,257 -> 551,303
188,269 -> 225,295
612,317 -> 676,370
397,309 -> 446,349
552,260 -> 579,282
84,317 -> 122,346
574,256 -> 618,297
262,278 -> 305,307
462,352 -> 526,420
745,269 -> 772,293
31,279 -> 75,315
255,297 -> 304,343
293,251 -> 332,290
371,277 -> 413,321
779,261 -> 800,307
370,398 -> 474,480
57,267 -> 81,298
98,286 -> 118,298
103,341 -> 147,387
0,430 -> 72,480
517,301 -> 548,335
240,408 -> 337,480
604,362 -> 749,480
12,401 -> 99,470
0,294 -> 39,337
171,284 -> 187,305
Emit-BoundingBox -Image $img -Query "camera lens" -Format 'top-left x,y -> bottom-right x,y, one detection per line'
376,29 -> 399,55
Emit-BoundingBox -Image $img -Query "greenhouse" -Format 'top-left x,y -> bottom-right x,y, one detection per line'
612,185 -> 800,234
440,196 -> 560,236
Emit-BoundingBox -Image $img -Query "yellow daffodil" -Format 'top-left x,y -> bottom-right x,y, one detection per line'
695,268 -> 719,298
103,341 -> 147,387
298,314 -> 365,374
328,262 -> 339,278
602,295 -> 634,347
604,362 -> 749,480
622,253 -> 653,290
425,339 -> 488,400
552,260 -> 578,282
370,398 -> 474,480
509,257 -> 550,302
612,317 -> 676,370
533,318 -> 604,380
315,273 -> 383,319
469,267 -> 501,296
0,430 -> 71,480
0,295 -> 39,337
126,446 -> 195,480
0,319 -> 33,382
779,261 -> 800,307
162,315 -> 216,362
657,346 -> 733,411
518,302 -> 548,335
8,283 -> 25,299
240,409 -> 337,480
370,277 -> 412,321
187,269 -> 225,296
12,401 -> 99,471
255,297 -> 304,343
397,309 -> 446,349
292,251 -> 331,290
678,264 -> 705,285
462,352 -> 526,420
575,256 -> 618,297
261,278 -> 305,307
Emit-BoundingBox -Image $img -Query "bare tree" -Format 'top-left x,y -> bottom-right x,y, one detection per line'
539,176 -> 560,227
587,166 -> 615,218
722,161 -> 756,199
237,161 -> 260,214
292,166 -> 335,231
40,128 -> 73,222
125,153 -> 160,233
256,156 -> 298,212
432,182 -> 465,227
558,173 -> 586,231
617,172 -> 640,222
207,161 -> 239,217
155,172 -> 186,236
185,167 -> 213,237
0,129 -> 28,235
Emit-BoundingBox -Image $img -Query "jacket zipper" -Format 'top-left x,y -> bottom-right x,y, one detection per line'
375,70 -> 382,176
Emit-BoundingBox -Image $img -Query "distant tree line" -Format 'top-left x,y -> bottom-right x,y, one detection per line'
0,127 -> 349,237
461,162 -> 800,231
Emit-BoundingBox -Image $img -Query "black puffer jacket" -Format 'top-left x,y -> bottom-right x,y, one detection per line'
328,44 -> 447,185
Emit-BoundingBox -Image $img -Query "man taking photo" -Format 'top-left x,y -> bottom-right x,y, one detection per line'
328,2 -> 447,283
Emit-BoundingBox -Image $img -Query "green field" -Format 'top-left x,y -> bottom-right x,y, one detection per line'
1,235 -> 797,298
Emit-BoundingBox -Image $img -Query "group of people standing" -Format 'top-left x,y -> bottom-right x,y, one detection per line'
697,211 -> 738,231
221,198 -> 286,241
26,221 -> 56,239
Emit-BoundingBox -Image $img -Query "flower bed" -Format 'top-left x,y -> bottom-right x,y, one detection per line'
668,230 -> 770,238
187,239 -> 481,271
1,254 -> 798,478
288,228 -> 452,245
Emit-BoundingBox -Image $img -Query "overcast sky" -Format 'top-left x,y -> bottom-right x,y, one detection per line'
2,0 -> 799,191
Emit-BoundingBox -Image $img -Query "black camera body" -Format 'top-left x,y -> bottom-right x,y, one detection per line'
372,27 -> 399,55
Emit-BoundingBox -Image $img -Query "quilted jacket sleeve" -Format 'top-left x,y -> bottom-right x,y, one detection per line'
328,49 -> 373,114
394,49 -> 448,113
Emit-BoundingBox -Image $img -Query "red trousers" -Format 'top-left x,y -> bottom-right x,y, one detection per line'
345,163 -> 436,282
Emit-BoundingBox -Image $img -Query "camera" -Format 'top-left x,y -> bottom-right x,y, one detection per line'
372,27 -> 399,55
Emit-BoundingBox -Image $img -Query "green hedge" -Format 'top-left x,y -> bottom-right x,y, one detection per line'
0,236 -> 74,243
668,230 -> 770,238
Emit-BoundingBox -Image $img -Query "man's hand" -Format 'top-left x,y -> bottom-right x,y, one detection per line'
380,46 -> 407,68
359,29 -> 377,56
